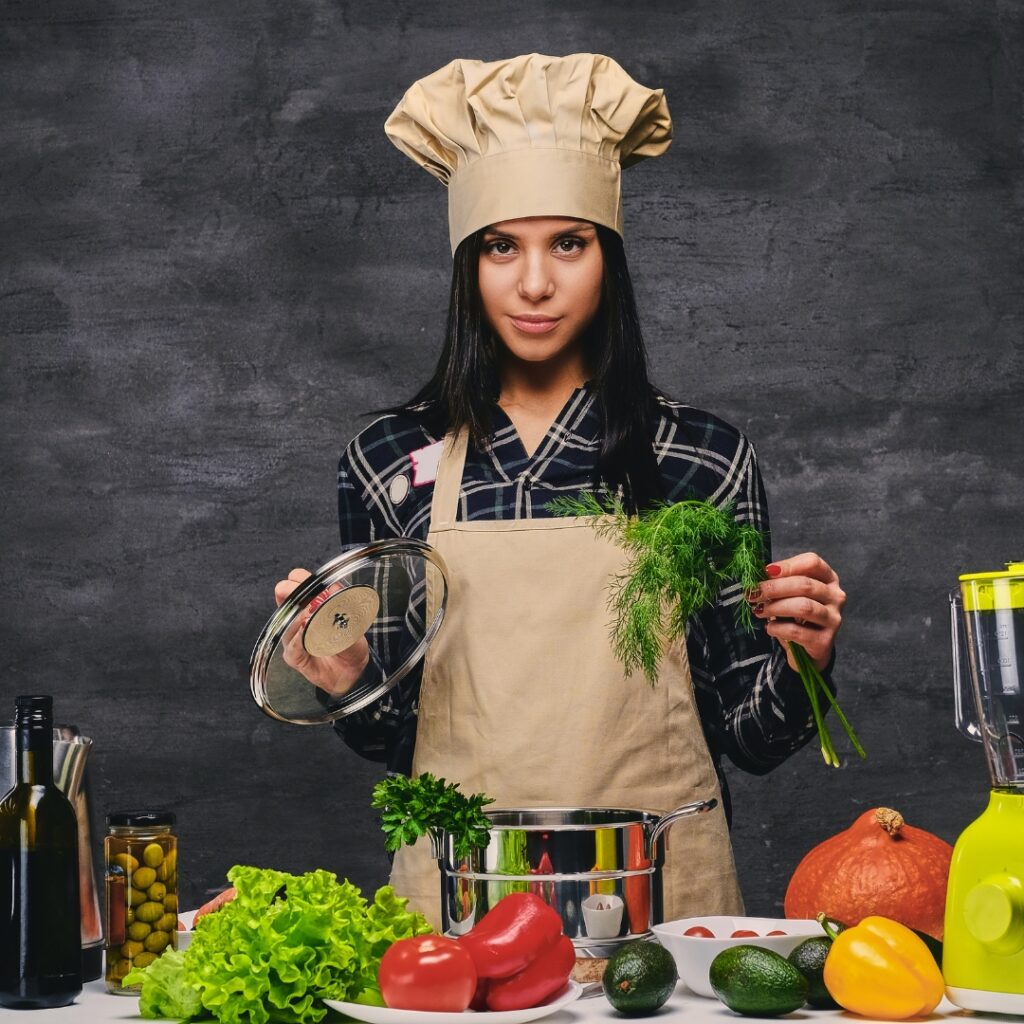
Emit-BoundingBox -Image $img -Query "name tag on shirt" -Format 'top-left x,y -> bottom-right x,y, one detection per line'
410,440 -> 444,486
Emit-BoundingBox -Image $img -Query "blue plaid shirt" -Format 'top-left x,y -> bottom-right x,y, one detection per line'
333,384 -> 832,816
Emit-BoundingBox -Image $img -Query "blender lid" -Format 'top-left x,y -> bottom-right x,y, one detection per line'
959,561 -> 1024,611
959,560 -> 1024,581
250,538 -> 449,725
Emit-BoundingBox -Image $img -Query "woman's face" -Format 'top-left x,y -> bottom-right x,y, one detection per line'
478,216 -> 604,367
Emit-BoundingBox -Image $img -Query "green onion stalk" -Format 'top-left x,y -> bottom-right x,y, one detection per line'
546,493 -> 865,768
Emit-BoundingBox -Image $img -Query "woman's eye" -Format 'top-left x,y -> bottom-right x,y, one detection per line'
485,240 -> 514,255
555,236 -> 585,253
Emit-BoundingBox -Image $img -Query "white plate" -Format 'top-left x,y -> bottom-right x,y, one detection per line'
323,980 -> 582,1024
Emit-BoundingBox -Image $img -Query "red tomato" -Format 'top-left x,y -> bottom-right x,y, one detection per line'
379,935 -> 478,1012
683,926 -> 715,937
766,929 -> 787,936
731,929 -> 759,937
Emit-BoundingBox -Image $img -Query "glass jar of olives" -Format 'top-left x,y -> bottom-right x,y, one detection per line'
104,810 -> 178,994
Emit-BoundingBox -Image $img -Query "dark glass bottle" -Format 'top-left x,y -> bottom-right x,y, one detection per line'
0,695 -> 82,1009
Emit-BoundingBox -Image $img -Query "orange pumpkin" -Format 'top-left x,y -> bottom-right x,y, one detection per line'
783,807 -> 953,939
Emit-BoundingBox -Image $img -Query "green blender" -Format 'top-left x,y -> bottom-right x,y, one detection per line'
945,561 -> 1024,1013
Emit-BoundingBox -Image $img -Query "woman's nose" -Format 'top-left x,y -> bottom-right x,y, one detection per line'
517,253 -> 554,301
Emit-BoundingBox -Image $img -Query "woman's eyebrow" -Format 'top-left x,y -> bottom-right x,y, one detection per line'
552,222 -> 595,236
483,222 -> 596,241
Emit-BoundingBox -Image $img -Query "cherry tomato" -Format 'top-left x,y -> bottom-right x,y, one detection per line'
731,929 -> 759,937
766,929 -> 787,936
379,935 -> 478,1012
683,926 -> 715,938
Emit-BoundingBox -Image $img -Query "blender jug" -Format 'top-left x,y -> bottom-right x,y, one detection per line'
945,561 -> 1024,1013
951,562 -> 1024,786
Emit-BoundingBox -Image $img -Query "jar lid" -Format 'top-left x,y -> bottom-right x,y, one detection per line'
107,810 -> 176,828
249,538 -> 449,725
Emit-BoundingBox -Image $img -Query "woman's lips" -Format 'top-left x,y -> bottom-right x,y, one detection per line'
509,315 -> 562,334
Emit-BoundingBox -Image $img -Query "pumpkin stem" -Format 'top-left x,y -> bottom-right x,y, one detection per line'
875,807 -> 904,836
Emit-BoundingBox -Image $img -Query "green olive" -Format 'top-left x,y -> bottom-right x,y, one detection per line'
162,871 -> 176,890
132,951 -> 157,969
142,843 -> 164,868
127,921 -> 151,941
129,887 -> 147,907
132,866 -> 157,890
119,940 -> 144,959
111,853 -> 139,875
109,957 -> 133,981
144,930 -> 170,953
156,848 -> 177,880
163,893 -> 178,912
135,901 -> 164,924
156,912 -> 177,932
147,881 -> 166,903
126,906 -> 135,925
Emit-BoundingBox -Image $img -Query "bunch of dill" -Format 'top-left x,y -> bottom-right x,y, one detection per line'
547,492 -> 865,768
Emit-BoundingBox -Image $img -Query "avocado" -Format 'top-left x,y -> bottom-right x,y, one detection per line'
602,939 -> 678,1016
709,945 -> 808,1016
787,937 -> 838,1009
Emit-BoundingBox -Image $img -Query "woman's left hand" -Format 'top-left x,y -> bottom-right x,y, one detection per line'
747,552 -> 846,672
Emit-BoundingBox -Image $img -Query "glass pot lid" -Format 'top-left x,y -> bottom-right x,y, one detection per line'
250,538 -> 449,725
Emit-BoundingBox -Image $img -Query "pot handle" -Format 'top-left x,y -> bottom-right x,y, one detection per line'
645,798 -> 717,860
427,827 -> 445,861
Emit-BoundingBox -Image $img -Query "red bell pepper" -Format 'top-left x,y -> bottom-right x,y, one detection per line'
459,891 -> 563,979
469,977 -> 490,1011
486,934 -> 575,1011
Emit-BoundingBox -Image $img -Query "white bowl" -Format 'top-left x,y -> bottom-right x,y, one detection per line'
175,909 -> 197,952
652,916 -> 823,998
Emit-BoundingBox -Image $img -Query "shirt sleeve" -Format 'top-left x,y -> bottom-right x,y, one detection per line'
331,438 -> 420,773
686,434 -> 838,777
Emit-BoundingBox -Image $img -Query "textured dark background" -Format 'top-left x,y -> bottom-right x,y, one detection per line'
2,0 -> 1022,918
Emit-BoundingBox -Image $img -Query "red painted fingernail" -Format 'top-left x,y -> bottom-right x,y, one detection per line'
766,563 -> 782,578
754,603 -> 764,615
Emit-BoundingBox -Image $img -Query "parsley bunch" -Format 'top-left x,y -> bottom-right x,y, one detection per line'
371,772 -> 495,862
547,492 -> 865,768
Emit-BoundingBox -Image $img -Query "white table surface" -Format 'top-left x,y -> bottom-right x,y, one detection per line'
21,979 -> 972,1024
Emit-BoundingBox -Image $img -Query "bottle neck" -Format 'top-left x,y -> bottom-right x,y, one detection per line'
16,723 -> 54,786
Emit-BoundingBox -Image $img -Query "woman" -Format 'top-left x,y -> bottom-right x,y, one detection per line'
275,53 -> 845,927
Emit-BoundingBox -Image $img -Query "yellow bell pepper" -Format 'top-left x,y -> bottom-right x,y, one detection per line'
822,915 -> 944,1020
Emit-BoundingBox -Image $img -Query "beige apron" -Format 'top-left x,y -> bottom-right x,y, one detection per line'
389,429 -> 744,928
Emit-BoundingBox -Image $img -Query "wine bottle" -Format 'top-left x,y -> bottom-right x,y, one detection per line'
0,695 -> 82,1009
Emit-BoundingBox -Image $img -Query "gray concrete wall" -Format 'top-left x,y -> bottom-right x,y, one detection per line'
2,0 -> 1021,915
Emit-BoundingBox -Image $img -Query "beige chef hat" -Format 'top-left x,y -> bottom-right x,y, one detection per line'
384,53 -> 672,254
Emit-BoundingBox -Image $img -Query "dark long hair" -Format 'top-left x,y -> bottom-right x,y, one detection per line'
392,224 -> 665,513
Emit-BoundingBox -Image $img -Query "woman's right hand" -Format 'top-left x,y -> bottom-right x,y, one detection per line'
275,568 -> 371,696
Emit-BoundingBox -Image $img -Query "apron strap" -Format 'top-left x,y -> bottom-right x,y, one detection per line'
429,429 -> 469,531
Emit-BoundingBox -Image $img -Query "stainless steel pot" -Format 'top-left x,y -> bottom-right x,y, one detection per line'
429,798 -> 716,954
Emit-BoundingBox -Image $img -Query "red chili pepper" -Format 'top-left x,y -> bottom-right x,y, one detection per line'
623,824 -> 651,933
459,891 -> 563,979
106,875 -> 126,946
485,934 -> 575,1011
529,850 -> 556,906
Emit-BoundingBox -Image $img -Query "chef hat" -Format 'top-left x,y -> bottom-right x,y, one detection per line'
384,53 -> 673,254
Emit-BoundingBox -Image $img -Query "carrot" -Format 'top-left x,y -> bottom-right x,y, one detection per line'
194,886 -> 237,922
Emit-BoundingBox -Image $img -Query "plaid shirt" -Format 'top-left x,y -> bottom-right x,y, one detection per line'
333,385 -> 831,817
